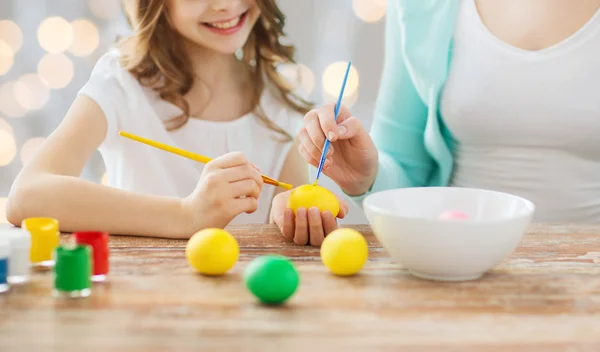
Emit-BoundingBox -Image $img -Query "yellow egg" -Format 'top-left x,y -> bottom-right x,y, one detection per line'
287,184 -> 340,217
320,228 -> 368,276
186,228 -> 239,275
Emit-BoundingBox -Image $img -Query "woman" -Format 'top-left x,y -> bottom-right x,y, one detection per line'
274,0 -> 600,243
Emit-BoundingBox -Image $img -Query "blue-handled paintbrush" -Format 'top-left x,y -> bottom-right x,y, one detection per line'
314,61 -> 352,184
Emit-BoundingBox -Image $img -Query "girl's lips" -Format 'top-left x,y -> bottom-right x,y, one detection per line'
201,11 -> 248,35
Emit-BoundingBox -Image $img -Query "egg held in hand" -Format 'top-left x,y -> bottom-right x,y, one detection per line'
286,184 -> 340,217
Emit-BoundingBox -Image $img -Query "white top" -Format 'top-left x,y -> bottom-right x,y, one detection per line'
441,0 -> 600,223
79,50 -> 304,224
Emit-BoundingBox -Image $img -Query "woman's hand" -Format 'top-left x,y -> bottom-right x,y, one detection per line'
298,104 -> 378,196
269,190 -> 349,247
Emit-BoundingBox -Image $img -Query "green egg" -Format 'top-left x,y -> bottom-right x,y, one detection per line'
243,255 -> 299,305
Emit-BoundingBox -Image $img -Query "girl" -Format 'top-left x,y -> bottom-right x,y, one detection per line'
290,0 -> 600,243
6,0 -> 347,243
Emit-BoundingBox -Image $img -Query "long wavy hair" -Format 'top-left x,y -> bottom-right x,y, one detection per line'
117,0 -> 312,140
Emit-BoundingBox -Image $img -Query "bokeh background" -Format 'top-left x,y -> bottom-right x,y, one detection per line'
0,0 -> 386,225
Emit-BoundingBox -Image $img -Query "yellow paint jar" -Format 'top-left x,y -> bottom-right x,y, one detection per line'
22,217 -> 60,268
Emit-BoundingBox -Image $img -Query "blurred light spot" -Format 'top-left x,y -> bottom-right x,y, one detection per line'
279,63 -> 316,95
0,20 -> 23,53
0,130 -> 17,166
69,19 -> 100,57
38,54 -> 74,89
38,17 -> 74,54
0,118 -> 13,135
21,137 -> 46,165
14,74 -> 50,111
297,64 -> 316,95
322,61 -> 360,99
0,40 -> 14,76
353,0 -> 386,23
101,172 -> 108,186
279,64 -> 297,83
0,198 -> 8,224
89,0 -> 122,20
0,82 -> 27,118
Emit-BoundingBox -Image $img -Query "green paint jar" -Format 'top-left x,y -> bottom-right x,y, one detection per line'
53,244 -> 92,299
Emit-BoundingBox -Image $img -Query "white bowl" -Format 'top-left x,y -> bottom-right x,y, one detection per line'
363,187 -> 535,281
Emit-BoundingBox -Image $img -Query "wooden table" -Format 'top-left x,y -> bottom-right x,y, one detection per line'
1,224 -> 600,351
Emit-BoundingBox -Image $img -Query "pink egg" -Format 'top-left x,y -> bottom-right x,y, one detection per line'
439,210 -> 469,220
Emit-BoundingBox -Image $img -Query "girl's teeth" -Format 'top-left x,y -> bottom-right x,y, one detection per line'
208,16 -> 241,29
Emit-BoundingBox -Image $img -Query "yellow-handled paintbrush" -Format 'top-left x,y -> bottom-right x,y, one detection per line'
119,131 -> 292,190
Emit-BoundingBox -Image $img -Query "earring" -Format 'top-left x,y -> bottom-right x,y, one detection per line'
235,48 -> 244,60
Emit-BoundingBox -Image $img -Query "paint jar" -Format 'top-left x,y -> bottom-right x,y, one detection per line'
73,231 -> 109,282
53,244 -> 92,299
0,238 -> 10,293
22,217 -> 60,268
3,229 -> 31,284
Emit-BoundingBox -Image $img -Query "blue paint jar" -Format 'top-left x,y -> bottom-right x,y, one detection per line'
0,238 -> 9,293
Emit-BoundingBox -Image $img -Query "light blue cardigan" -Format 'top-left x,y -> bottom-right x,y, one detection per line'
350,0 -> 460,204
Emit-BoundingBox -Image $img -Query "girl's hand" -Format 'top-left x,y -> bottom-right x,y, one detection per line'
182,152 -> 264,230
270,190 -> 349,247
299,104 -> 379,196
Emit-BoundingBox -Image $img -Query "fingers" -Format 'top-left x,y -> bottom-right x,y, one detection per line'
315,104 -> 339,142
293,208 -> 309,245
304,110 -> 327,152
231,196 -> 259,214
298,143 -> 319,168
207,151 -> 248,169
221,164 -> 263,186
322,211 -> 338,235
230,179 -> 262,199
298,129 -> 333,161
301,104 -> 361,153
307,207 -> 325,246
281,208 -> 343,246
316,104 -> 354,142
334,104 -> 353,123
297,129 -> 320,161
298,136 -> 333,169
272,207 -> 295,242
207,153 -> 264,188
272,191 -> 348,247
322,155 -> 333,171
282,209 -> 295,242
336,198 -> 349,219
336,116 -> 362,140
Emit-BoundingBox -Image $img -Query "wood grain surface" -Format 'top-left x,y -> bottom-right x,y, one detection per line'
1,223 -> 599,351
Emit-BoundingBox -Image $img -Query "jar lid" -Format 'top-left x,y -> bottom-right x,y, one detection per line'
22,217 -> 59,236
